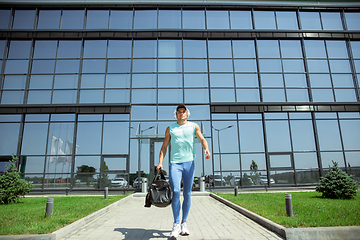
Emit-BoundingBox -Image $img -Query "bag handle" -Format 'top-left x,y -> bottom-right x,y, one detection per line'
154,170 -> 166,181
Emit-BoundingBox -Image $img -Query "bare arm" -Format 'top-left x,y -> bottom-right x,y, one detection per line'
156,127 -> 171,171
195,123 -> 211,159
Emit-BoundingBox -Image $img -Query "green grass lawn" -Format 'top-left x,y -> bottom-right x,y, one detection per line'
0,194 -> 129,235
216,191 -> 360,228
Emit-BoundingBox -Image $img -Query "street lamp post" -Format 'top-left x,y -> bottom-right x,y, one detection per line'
212,125 -> 234,186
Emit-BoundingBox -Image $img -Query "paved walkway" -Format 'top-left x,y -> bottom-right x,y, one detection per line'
58,193 -> 284,240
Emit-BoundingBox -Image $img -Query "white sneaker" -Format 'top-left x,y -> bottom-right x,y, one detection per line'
181,222 -> 190,236
170,223 -> 181,239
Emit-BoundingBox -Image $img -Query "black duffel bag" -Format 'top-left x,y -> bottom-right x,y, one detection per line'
144,171 -> 172,208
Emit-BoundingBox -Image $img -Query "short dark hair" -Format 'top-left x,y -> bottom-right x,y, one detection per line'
176,104 -> 187,112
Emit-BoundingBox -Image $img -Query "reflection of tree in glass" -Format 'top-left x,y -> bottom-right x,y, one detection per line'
96,161 -> 111,189
76,165 -> 95,186
250,160 -> 261,183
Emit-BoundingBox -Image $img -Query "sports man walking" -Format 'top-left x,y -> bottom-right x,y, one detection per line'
156,104 -> 210,239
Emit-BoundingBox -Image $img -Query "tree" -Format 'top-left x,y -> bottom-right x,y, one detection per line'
76,165 -> 96,186
249,160 -> 261,183
0,154 -> 33,204
96,161 -> 111,189
316,161 -> 358,199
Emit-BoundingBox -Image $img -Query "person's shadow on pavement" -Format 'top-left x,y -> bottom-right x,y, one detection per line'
114,227 -> 170,239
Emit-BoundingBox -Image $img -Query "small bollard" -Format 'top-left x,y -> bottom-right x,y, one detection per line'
199,177 -> 205,192
66,188 -> 69,196
285,194 -> 293,217
142,178 -> 148,193
104,187 -> 108,199
45,198 -> 54,218
234,186 -> 238,196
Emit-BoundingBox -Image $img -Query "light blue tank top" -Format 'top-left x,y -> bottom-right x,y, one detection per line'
169,121 -> 195,164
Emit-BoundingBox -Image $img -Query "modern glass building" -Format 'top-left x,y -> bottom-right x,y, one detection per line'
0,0 -> 359,191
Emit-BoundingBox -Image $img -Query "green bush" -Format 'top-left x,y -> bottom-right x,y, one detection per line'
0,154 -> 33,204
316,160 -> 358,199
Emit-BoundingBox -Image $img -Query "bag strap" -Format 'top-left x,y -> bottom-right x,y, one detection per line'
153,170 -> 166,182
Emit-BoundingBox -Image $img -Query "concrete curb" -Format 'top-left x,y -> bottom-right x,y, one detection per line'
0,194 -> 133,240
209,193 -> 360,240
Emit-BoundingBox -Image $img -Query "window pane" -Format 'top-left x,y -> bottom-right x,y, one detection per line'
38,10 -> 61,29
1,91 -> 24,104
27,91 -> 52,104
54,75 -> 78,89
82,60 -> 106,73
84,40 -> 107,58
184,89 -> 209,104
286,89 -> 309,102
280,40 -> 302,58
316,120 -> 342,151
332,74 -> 354,87
107,59 -> 131,73
270,154 -> 291,168
158,59 -> 182,72
254,11 -> 276,29
294,152 -> 318,169
340,120 -> 360,150
265,120 -> 291,152
31,60 -> 55,74
158,89 -> 183,103
206,11 -> 229,29
0,10 -> 11,29
345,13 -> 360,30
212,121 -> 238,153
183,40 -> 207,58
230,11 -> 252,29
290,120 -> 316,151
211,89 -> 235,102
103,122 -> 129,154
261,74 -> 283,87
300,12 -> 321,30
158,40 -> 181,58
132,89 -> 157,104
258,40 -> 280,58
329,60 -> 351,73
21,123 -> 48,155
209,59 -> 233,72
183,10 -> 205,29
209,41 -> 232,58
283,59 -> 305,73
132,74 -> 156,88
309,74 -> 331,87
159,74 -> 182,88
80,74 -> 105,88
236,89 -> 260,102
321,152 -> 345,168
233,40 -> 256,58
58,41 -> 82,58
133,40 -> 157,58
30,75 -> 53,89
110,10 -> 133,29
108,40 -> 132,58
307,60 -> 329,73
184,74 -> 208,88
56,60 -> 80,74
134,10 -> 157,29
158,10 -> 181,29
350,41 -> 360,58
13,10 -> 35,29
276,11 -> 298,30
259,59 -> 282,72
234,59 -> 257,73
334,89 -> 357,102
105,89 -> 130,103
86,10 -> 109,29
284,74 -> 307,87
106,74 -> 130,88
52,90 -> 77,104
5,60 -> 29,74
77,122 -> 102,154
326,41 -> 348,59
61,10 -> 84,29
239,121 -> 264,152
210,74 -> 234,88
0,40 -> 5,59
311,89 -> 334,102
262,89 -> 286,102
132,59 -> 156,73
79,90 -> 104,103
321,12 -> 343,30
8,41 -> 31,59
3,75 -> 26,89
184,59 -> 208,72
235,74 -> 258,87
0,123 -> 20,155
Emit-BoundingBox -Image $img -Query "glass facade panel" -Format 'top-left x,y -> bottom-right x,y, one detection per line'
0,123 -> 20,155
110,10 -> 133,29
345,12 -> 360,30
134,10 -> 157,29
0,10 -> 11,29
276,11 -> 298,30
207,11 -> 230,29
300,12 -> 321,30
38,10 -> 61,29
86,10 -> 109,29
254,11 -> 276,29
61,10 -> 85,29
158,10 -> 181,29
230,11 -> 252,29
13,10 -> 35,29
321,12 -> 343,30
183,10 -> 205,29
265,120 -> 291,152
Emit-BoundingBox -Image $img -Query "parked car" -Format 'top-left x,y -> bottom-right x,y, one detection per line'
132,177 -> 142,188
229,176 -> 241,186
254,175 -> 275,185
213,174 -> 226,186
111,177 -> 128,188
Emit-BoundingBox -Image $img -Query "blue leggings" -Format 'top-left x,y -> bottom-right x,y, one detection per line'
170,161 -> 195,224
